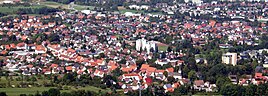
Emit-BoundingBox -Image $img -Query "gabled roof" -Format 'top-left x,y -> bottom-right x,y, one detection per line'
50,64 -> 58,68
155,70 -> 165,73
166,68 -> 174,73
124,73 -> 139,77
65,66 -> 73,71
255,73 -> 263,79
35,45 -> 46,51
140,64 -> 150,69
194,80 -> 204,86
17,42 -> 26,47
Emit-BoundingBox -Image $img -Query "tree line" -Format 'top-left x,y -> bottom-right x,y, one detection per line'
17,7 -> 60,15
0,88 -> 116,96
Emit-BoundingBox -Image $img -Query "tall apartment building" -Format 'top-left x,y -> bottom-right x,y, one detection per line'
136,38 -> 158,53
222,52 -> 237,66
136,38 -> 147,51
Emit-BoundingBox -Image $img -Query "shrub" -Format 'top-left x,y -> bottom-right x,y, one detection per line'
0,92 -> 7,96
100,84 -> 107,89
63,85 -> 69,90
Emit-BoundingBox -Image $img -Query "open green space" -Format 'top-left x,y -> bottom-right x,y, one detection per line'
0,86 -> 110,96
0,5 -> 45,14
73,5 -> 94,10
40,1 -> 94,11
0,87 -> 55,96
158,45 -> 168,51
0,76 -> 111,96
40,1 -> 69,9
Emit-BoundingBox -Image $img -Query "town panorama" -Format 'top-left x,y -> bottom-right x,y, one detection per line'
0,0 -> 268,96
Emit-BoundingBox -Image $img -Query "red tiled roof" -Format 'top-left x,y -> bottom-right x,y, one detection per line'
66,66 -> 73,71
51,64 -> 58,68
209,20 -> 216,27
17,42 -> 26,47
124,73 -> 139,77
36,45 -> 46,51
255,73 -> 262,77
166,68 -> 174,72
194,80 -> 204,86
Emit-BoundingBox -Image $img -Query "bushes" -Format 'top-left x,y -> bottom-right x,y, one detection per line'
40,88 -> 99,96
47,0 -> 75,4
0,83 -> 6,88
0,13 -> 6,17
100,84 -> 107,89
0,92 -> 7,96
62,85 -> 70,90
19,94 -> 27,96
43,81 -> 54,87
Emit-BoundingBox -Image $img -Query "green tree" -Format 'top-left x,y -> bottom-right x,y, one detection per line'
182,65 -> 189,78
111,68 -> 122,77
220,84 -> 237,95
48,88 -> 60,96
245,84 -> 257,96
208,64 -> 227,77
216,76 -> 231,90
204,50 -> 222,65
20,94 -> 27,96
0,92 -> 7,96
60,92 -> 72,96
252,59 -> 258,70
71,90 -> 86,96
187,57 -> 197,71
262,50 -> 268,56
220,84 -> 245,96
42,91 -> 49,96
176,85 -> 189,95
256,83 -> 268,95
167,46 -> 172,52
163,71 -> 168,78
34,91 -> 41,96
188,70 -> 197,80
167,76 -> 175,83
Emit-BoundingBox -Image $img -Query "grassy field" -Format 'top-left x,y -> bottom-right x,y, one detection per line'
0,5 -> 45,14
40,1 -> 94,11
0,76 -> 111,96
0,76 -> 50,85
158,45 -> 168,51
39,1 -> 69,9
0,87 -> 55,96
73,5 -> 94,10
0,86 -> 111,96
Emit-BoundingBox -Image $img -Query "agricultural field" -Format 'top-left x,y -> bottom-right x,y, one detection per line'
39,1 -> 69,9
0,86 -> 110,96
0,5 -> 45,14
73,5 -> 94,10
40,1 -> 95,11
0,77 -> 111,96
